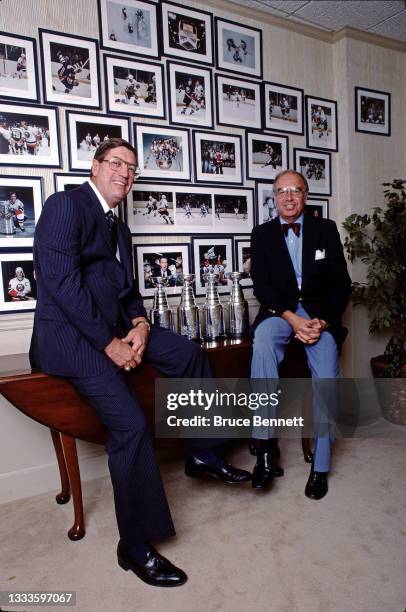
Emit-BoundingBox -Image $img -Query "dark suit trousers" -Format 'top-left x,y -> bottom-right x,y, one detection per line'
69,325 -> 216,546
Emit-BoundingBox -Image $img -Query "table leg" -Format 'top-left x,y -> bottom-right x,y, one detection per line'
50,429 -> 71,504
60,433 -> 86,541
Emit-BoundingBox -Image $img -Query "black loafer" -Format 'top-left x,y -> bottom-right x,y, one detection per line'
185,456 -> 252,484
252,452 -> 284,489
117,541 -> 187,587
305,470 -> 328,500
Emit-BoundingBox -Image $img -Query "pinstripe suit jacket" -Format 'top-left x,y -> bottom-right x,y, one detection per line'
30,181 -> 147,377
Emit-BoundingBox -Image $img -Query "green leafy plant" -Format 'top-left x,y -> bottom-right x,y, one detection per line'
342,179 -> 406,377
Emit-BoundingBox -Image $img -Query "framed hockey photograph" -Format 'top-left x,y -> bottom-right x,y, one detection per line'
264,81 -> 304,135
0,252 -> 37,313
66,111 -> 130,171
294,148 -> 332,196
0,102 -> 61,168
306,95 -> 338,152
0,176 -> 43,248
161,2 -> 213,66
0,32 -> 40,103
97,0 -> 159,58
213,188 -> 254,233
246,131 -> 288,181
234,237 -> 253,287
215,74 -> 261,130
167,61 -> 213,129
104,54 -> 165,119
134,123 -> 191,182
355,87 -> 391,136
54,173 -> 88,193
256,182 -> 278,224
39,29 -> 101,109
133,242 -> 191,298
215,17 -> 262,79
191,235 -> 233,295
193,130 -> 243,185
305,198 -> 329,219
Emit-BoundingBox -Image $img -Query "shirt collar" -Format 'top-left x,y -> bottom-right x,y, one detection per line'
87,179 -> 117,216
279,213 -> 304,226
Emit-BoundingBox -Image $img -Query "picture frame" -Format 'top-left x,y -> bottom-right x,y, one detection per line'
215,73 -> 261,129
263,81 -> 304,135
215,17 -> 262,79
39,29 -> 101,109
104,54 -> 165,119
191,235 -> 233,295
355,87 -> 391,136
54,173 -> 88,193
0,102 -> 61,168
0,31 -> 40,103
246,131 -> 288,181
133,242 -> 191,298
0,252 -> 37,313
97,0 -> 159,58
66,110 -> 130,171
0,176 -> 43,248
134,123 -> 191,182
160,1 -> 214,66
305,95 -> 338,152
234,237 -> 253,287
167,61 -> 213,129
294,148 -> 332,196
127,183 -> 254,235
193,130 -> 243,185
305,198 -> 329,219
256,182 -> 278,224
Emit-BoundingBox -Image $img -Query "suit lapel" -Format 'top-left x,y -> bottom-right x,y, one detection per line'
302,215 -> 318,289
82,182 -> 117,255
268,219 -> 298,288
116,222 -> 133,290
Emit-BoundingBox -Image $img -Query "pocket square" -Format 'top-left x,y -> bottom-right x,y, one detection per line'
315,249 -> 326,260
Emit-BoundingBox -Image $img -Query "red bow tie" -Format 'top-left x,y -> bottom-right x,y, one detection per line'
282,222 -> 301,237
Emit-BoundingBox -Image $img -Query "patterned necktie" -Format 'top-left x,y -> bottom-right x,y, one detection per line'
105,210 -> 117,250
282,222 -> 301,237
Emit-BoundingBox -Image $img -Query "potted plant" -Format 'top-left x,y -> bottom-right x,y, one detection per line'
342,179 -> 406,423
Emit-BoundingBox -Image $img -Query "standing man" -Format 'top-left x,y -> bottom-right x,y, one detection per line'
30,138 -> 250,588
250,170 -> 351,499
7,191 -> 26,232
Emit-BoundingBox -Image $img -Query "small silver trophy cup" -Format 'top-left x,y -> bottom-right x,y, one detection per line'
202,272 -> 225,341
150,276 -> 173,331
178,274 -> 201,341
227,271 -> 249,337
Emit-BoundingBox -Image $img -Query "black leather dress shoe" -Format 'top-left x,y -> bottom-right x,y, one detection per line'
305,470 -> 328,500
185,456 -> 252,484
252,452 -> 284,489
117,541 -> 187,587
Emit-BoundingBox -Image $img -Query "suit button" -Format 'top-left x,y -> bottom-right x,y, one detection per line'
298,297 -> 302,302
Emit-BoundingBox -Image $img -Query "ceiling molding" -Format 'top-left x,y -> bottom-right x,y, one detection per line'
332,27 -> 406,53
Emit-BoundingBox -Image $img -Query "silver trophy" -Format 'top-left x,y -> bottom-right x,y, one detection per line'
178,274 -> 201,341
227,271 -> 249,337
202,272 -> 225,340
150,276 -> 174,330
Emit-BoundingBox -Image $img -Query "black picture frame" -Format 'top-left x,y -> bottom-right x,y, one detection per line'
234,237 -> 253,288
166,60 -> 214,129
133,241 -> 191,298
54,173 -> 88,193
305,198 -> 329,219
294,148 -> 332,196
215,73 -> 262,130
191,234 -> 234,295
355,86 -> 391,136
214,16 -> 263,80
0,175 -> 44,248
0,31 -> 40,103
0,251 -> 37,314
246,131 -> 289,182
263,81 -> 304,135
256,181 -> 278,225
192,129 -> 243,185
305,95 -> 338,152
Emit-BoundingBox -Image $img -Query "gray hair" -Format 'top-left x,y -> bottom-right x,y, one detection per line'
273,170 -> 309,195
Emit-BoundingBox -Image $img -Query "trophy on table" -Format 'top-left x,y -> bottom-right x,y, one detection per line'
202,272 -> 225,341
227,271 -> 249,337
177,273 -> 201,341
149,276 -> 173,331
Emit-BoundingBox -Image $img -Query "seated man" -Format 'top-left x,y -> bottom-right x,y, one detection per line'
250,169 -> 351,499
30,138 -> 251,588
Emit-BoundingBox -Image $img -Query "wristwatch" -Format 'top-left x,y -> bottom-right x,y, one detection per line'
134,319 -> 151,332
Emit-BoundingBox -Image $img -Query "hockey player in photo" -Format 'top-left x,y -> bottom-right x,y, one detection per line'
145,75 -> 156,104
184,201 -> 193,218
85,132 -> 92,151
21,122 -> 38,155
125,73 -> 140,106
7,192 -> 26,232
143,195 -> 157,216
7,266 -> 33,301
13,52 -> 27,79
214,150 -> 223,175
9,124 -> 25,155
157,194 -> 174,225
200,202 -> 209,218
262,144 -> 277,169
93,133 -> 101,149
179,77 -> 194,115
280,96 -> 290,120
226,38 -> 247,64
56,52 -> 80,95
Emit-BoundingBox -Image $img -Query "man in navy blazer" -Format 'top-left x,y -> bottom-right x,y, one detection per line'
30,138 -> 250,588
249,169 -> 351,499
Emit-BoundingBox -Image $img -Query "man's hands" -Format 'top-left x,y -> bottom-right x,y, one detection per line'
104,318 -> 150,369
282,311 -> 328,345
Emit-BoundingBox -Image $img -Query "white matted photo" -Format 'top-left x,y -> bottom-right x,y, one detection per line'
294,148 -> 332,196
0,102 -> 61,167
246,131 -> 288,181
192,236 -> 233,295
234,238 -> 253,287
215,74 -> 261,129
54,173 -> 88,193
305,198 -> 329,219
134,124 -> 190,182
167,61 -> 213,128
104,54 -> 165,118
0,32 -> 39,103
193,130 -> 242,184
264,81 -> 304,135
215,17 -> 262,79
133,242 -> 190,298
161,2 -> 213,65
213,189 -> 253,232
0,176 -> 43,247
256,182 -> 278,224
355,87 -> 391,136
0,252 -> 37,312
97,0 -> 159,58
39,29 -> 101,109
306,95 -> 338,152
66,111 -> 130,171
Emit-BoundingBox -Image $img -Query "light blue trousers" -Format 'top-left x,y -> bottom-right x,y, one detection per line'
251,304 -> 339,472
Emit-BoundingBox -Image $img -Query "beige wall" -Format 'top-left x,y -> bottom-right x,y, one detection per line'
0,0 -> 405,502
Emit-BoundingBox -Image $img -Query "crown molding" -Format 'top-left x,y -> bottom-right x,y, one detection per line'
332,27 -> 406,53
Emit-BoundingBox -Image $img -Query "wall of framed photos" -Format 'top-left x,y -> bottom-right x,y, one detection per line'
0,0 -> 405,503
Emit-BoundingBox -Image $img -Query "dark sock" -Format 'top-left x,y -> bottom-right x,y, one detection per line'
127,543 -> 151,562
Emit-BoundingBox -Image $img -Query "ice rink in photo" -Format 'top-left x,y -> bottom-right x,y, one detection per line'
213,195 -> 248,229
221,91 -> 256,123
0,116 -> 51,158
113,68 -> 157,111
132,191 -> 175,227
175,73 -> 206,122
222,29 -> 255,69
0,45 -> 29,93
299,158 -> 326,190
106,2 -> 152,49
268,95 -> 299,128
175,193 -> 212,227
0,185 -> 35,240
49,42 -> 92,99
310,105 -> 333,143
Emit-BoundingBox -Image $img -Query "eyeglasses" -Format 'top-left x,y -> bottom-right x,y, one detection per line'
101,156 -> 141,176
275,186 -> 306,197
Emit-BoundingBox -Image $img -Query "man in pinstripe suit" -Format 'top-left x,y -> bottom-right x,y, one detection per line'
30,138 -> 251,588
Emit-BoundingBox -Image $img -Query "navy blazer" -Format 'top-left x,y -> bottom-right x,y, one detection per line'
30,182 -> 147,377
251,215 -> 351,347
